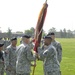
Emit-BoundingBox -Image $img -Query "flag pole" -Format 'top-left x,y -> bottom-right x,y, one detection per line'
32,0 -> 48,75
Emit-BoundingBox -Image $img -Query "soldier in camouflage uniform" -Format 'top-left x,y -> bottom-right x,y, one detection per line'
38,35 -> 60,75
16,35 -> 36,75
47,32 -> 62,63
0,38 -> 5,75
0,42 -> 4,75
5,37 -> 17,75
4,37 -> 10,51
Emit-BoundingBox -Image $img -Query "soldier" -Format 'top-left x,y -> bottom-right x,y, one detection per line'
4,37 -> 10,51
0,38 -> 5,75
5,37 -> 17,75
37,35 -> 60,75
47,32 -> 62,63
16,35 -> 36,75
0,42 -> 4,75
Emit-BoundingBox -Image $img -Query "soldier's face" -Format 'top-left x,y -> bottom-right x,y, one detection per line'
51,35 -> 55,40
12,40 -> 17,46
23,38 -> 30,44
44,38 -> 52,45
0,46 -> 3,50
26,38 -> 30,44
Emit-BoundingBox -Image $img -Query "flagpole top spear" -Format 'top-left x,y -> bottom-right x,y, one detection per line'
45,0 -> 47,3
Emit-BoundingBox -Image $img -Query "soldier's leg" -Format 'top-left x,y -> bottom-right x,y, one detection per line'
6,70 -> 10,75
1,67 -> 4,75
43,67 -> 47,75
47,71 -> 61,75
10,70 -> 16,75
52,71 -> 61,75
23,73 -> 30,75
16,74 -> 21,75
0,70 -> 1,75
16,73 -> 30,75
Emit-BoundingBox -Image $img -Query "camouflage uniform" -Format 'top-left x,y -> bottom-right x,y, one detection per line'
0,51 -> 4,75
4,40 -> 10,50
16,73 -> 30,75
38,44 -> 60,75
51,40 -> 62,63
0,40 -> 5,75
5,45 -> 17,75
16,43 -> 36,75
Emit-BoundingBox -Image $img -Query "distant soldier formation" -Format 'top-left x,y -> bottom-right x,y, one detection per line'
0,32 -> 62,75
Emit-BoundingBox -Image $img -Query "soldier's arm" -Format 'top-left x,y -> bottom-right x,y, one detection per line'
0,59 -> 4,63
38,47 -> 54,60
37,47 -> 45,61
0,51 -> 4,63
26,46 -> 36,61
57,43 -> 62,63
5,47 -> 11,70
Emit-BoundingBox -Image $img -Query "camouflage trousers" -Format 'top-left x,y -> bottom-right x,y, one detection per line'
6,71 -> 10,75
45,71 -> 61,75
16,73 -> 30,75
6,70 -> 16,75
0,67 -> 4,75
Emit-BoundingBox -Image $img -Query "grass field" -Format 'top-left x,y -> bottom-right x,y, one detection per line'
4,38 -> 75,75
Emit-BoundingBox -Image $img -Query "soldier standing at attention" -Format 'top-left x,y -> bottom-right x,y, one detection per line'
4,37 -> 10,51
0,42 -> 4,75
5,37 -> 17,75
47,32 -> 62,63
38,35 -> 60,75
16,35 -> 36,75
0,38 -> 5,75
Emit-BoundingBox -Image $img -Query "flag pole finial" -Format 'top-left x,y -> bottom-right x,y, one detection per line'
45,0 -> 47,3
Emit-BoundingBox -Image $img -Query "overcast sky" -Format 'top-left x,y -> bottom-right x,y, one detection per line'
0,0 -> 75,32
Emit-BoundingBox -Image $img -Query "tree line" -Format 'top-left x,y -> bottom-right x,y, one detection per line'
24,27 -> 75,38
4,27 -> 75,38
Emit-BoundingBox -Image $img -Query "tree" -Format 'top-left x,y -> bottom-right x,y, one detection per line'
60,29 -> 63,38
42,30 -> 47,37
67,30 -> 73,38
0,27 -> 2,33
7,28 -> 12,39
63,28 -> 67,38
48,27 -> 56,33
24,30 -> 32,36
24,27 -> 35,37
30,27 -> 35,33
16,31 -> 23,34
30,27 -> 35,36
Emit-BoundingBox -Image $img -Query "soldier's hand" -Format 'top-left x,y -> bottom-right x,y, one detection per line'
6,67 -> 12,72
5,50 -> 9,54
31,62 -> 36,67
6,68 -> 11,71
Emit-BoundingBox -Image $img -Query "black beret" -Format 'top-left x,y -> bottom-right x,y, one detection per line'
22,35 -> 31,38
10,37 -> 17,41
43,35 -> 52,39
47,32 -> 55,36
0,43 -> 4,47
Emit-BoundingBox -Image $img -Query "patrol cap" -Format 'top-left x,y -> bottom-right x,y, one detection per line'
10,37 -> 17,41
22,35 -> 31,38
47,32 -> 55,36
43,35 -> 52,39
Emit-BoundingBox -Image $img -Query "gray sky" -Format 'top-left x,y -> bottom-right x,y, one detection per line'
0,0 -> 75,32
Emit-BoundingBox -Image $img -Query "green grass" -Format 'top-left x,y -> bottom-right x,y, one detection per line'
57,38 -> 75,75
4,38 -> 75,75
